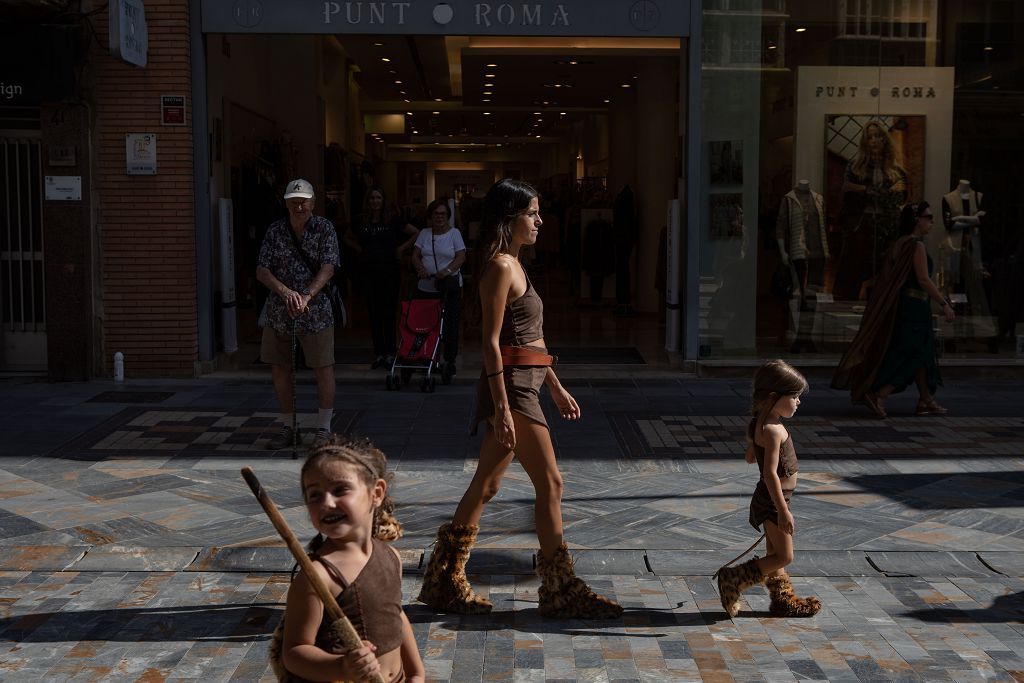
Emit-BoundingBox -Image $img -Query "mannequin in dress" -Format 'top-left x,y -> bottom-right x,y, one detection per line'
777,180 -> 829,352
942,179 -> 995,343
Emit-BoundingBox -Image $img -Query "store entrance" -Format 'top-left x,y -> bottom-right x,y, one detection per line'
206,32 -> 684,370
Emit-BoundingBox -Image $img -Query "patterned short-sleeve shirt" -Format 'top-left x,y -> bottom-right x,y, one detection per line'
258,215 -> 340,334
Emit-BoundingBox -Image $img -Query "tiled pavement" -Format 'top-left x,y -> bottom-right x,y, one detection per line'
0,374 -> 1022,681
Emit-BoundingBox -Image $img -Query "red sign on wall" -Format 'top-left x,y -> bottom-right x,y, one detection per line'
161,95 -> 186,126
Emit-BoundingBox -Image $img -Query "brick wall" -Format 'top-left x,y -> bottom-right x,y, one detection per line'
91,0 -> 198,376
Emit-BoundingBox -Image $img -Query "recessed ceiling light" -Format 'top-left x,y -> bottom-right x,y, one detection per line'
403,98 -> 410,102
603,98 -> 610,103
621,83 -> 631,88
984,46 -> 994,51
406,111 -> 413,115
486,63 -> 497,67
559,112 -> 566,115
389,69 -> 398,74
795,27 -> 806,32
485,74 -> 496,78
483,91 -> 492,95
569,60 -> 578,65
497,143 -> 502,147
482,99 -> 491,102
399,90 -> 406,95
533,111 -> 541,115
484,83 -> 494,88
768,44 -> 777,50
373,42 -> 384,47
554,84 -> 562,88
435,98 -> 443,102
483,112 -> 491,115
382,57 -> 390,62
542,101 -> 550,105
394,80 -> 402,84
432,111 -> 440,115
535,135 -> 541,139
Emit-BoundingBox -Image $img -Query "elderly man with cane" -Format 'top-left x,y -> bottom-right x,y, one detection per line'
257,178 -> 341,450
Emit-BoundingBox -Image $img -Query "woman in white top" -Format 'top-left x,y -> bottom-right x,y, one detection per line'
412,199 -> 466,373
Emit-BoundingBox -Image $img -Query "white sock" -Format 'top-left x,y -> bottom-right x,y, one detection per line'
318,408 -> 334,431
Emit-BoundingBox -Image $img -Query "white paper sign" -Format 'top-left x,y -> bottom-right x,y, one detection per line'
44,175 -> 82,201
125,133 -> 156,174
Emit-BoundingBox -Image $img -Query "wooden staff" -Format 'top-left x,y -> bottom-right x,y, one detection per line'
241,466 -> 386,683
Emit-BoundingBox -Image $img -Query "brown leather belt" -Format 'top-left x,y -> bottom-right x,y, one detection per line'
500,345 -> 557,367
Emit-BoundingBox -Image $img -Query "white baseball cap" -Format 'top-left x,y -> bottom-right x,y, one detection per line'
283,178 -> 314,199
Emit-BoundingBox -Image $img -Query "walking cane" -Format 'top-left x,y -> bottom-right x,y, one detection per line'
241,467 -> 386,683
290,318 -> 299,460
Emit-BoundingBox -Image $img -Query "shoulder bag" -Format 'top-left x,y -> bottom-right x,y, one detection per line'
432,230 -> 461,295
288,225 -> 348,328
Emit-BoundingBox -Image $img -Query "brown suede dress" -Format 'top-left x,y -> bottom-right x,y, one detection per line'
473,272 -> 549,433
747,419 -> 799,531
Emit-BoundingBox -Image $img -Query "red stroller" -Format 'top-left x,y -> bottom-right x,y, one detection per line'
386,297 -> 453,392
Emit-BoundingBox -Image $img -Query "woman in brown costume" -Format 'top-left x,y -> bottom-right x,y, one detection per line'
832,202 -> 956,417
417,178 -> 622,619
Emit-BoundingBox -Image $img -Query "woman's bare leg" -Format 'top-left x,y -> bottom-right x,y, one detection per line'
506,412 -> 564,558
452,425 -> 516,527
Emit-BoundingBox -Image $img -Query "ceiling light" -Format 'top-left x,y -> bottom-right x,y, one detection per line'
542,101 -> 550,105
486,63 -> 497,67
403,98 -> 410,102
795,27 -> 806,32
984,46 -> 994,51
768,44 -> 777,50
406,111 -> 413,115
373,42 -> 384,46
559,112 -> 566,115
399,90 -> 406,95
483,91 -> 492,95
569,60 -> 578,65
603,99 -> 610,103
484,83 -> 494,88
394,80 -> 402,84
535,135 -> 541,139
432,111 -> 440,115
389,69 -> 398,74
382,57 -> 391,62
483,112 -> 491,115
533,111 -> 541,115
485,74 -> 496,78
435,98 -> 443,102
482,99 -> 491,102
554,84 -> 562,88
621,83 -> 631,88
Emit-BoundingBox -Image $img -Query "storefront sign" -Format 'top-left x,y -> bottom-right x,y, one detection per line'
161,95 -> 186,125
109,0 -> 148,67
203,0 -> 690,37
125,133 -> 157,175
812,85 -> 937,100
45,176 -> 82,201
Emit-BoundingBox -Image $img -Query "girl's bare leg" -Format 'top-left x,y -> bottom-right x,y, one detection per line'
757,520 -> 794,576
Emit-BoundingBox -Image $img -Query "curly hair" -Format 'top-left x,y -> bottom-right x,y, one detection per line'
850,120 -> 903,185
300,435 -> 403,552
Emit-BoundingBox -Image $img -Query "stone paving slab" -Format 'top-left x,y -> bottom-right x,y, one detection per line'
0,545 -> 88,571
71,545 -> 201,572
978,552 -> 1024,577
865,551 -> 998,578
646,550 -> 882,577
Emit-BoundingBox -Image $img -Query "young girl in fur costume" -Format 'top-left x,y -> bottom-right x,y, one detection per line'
270,436 -> 425,683
716,360 -> 822,619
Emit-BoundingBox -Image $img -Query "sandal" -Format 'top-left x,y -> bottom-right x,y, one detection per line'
916,397 -> 948,416
863,391 -> 887,419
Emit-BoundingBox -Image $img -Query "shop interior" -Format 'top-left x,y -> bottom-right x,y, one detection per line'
205,33 -> 684,370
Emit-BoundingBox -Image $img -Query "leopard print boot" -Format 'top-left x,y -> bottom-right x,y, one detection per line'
536,543 -> 624,619
715,556 -> 765,618
766,571 -> 821,617
416,522 -> 493,614
267,619 -> 286,681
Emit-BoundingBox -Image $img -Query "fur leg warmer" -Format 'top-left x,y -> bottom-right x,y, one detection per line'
766,571 -> 822,617
416,522 -> 493,614
715,556 -> 765,618
536,543 -> 624,619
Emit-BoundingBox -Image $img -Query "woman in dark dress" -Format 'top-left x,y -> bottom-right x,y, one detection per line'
832,202 -> 956,417
344,187 -> 419,368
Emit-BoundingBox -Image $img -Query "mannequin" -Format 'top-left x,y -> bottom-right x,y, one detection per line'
776,180 -> 829,352
941,179 -> 985,290
942,179 -> 995,342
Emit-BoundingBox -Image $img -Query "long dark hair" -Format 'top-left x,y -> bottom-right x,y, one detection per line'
750,359 -> 808,436
478,178 -> 539,263
361,186 -> 386,223
899,200 -> 929,235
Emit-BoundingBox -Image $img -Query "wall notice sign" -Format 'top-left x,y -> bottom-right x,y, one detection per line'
45,175 -> 82,201
125,133 -> 156,174
161,94 -> 186,125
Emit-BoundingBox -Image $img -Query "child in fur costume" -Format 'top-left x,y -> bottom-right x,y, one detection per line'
715,360 -> 822,619
270,436 -> 425,682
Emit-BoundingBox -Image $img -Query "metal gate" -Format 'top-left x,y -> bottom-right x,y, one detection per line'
1,136 -> 46,372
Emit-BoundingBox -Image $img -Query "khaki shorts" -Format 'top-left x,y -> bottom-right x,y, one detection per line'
261,326 -> 335,368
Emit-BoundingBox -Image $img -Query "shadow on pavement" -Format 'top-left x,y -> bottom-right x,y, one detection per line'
0,603 -> 281,642
902,591 -> 1024,623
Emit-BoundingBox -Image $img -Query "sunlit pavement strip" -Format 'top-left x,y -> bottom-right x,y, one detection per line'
0,377 -> 1022,681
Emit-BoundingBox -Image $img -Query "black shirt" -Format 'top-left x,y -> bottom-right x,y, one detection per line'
353,217 -> 406,267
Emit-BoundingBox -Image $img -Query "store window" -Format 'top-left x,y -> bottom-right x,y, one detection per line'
698,0 -> 1024,360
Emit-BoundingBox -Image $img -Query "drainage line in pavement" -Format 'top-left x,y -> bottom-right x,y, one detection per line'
865,555 -> 914,578
975,553 -> 1007,576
